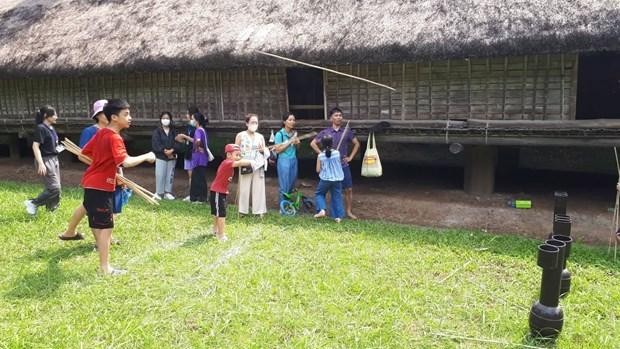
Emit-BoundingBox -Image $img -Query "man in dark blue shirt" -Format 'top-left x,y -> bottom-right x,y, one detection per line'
310,107 -> 361,219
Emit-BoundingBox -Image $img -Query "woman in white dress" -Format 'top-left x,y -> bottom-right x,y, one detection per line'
235,113 -> 268,216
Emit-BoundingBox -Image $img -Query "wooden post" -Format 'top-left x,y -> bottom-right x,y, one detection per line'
464,145 -> 497,195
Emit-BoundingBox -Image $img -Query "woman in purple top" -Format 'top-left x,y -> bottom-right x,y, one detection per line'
185,112 -> 209,202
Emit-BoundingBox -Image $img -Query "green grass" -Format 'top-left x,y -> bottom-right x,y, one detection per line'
0,181 -> 619,348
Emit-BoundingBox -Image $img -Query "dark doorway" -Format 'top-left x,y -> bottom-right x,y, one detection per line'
576,52 -> 620,119
286,68 -> 324,119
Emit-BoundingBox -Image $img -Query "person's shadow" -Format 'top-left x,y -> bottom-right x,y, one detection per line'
5,244 -> 92,299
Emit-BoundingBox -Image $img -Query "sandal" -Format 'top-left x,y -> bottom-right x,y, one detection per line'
58,232 -> 84,241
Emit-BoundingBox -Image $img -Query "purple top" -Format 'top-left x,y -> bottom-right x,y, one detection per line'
191,127 -> 208,167
314,126 -> 356,167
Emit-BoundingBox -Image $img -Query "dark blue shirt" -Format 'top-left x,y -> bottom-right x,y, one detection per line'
314,127 -> 356,167
79,125 -> 99,148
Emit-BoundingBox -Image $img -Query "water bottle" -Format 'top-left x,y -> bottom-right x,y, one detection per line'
507,199 -> 532,209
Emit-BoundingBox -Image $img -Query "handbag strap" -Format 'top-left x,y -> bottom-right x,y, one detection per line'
366,131 -> 375,151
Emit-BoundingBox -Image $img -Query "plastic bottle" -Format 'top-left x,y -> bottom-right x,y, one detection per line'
507,199 -> 532,209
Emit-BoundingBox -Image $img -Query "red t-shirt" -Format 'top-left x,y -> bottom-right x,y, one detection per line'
81,128 -> 128,192
210,159 -> 234,194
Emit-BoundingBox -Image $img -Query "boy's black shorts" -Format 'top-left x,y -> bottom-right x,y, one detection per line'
83,188 -> 114,229
209,191 -> 227,218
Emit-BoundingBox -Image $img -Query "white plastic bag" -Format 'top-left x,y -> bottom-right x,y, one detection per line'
361,132 -> 382,177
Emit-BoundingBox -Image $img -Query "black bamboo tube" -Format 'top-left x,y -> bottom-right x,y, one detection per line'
553,191 -> 568,216
551,235 -> 573,296
552,214 -> 571,237
529,241 -> 565,338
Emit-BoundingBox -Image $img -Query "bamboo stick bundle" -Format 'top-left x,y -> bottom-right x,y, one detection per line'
61,138 -> 159,205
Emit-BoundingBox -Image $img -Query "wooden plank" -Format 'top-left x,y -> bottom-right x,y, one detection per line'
365,64 -> 370,119
176,71 -> 182,117
569,53 -> 579,120
520,56 -> 527,119
265,68 -> 272,119
139,72 -> 145,119
234,69 -> 240,119
428,61 -> 433,120
335,64 -> 340,109
242,68 -> 249,115
401,63 -> 406,120
560,53 -> 565,120
0,79 -> 7,116
323,70 -> 328,120
218,71 -> 224,121
501,57 -> 507,120
543,54 -> 550,120
191,70 -> 197,109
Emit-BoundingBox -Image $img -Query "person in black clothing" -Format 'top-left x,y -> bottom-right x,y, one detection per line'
151,111 -> 183,200
25,105 -> 62,215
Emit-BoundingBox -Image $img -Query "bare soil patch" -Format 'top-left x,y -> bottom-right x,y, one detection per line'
2,157 -> 615,245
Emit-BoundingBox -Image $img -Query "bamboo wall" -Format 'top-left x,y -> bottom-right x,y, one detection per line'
0,53 -> 577,125
326,54 -> 578,121
0,68 -> 288,122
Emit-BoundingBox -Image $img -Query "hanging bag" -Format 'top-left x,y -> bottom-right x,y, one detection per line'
361,132 -> 382,177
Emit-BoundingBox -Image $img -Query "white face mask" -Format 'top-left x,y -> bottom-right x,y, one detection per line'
248,124 -> 258,133
189,120 -> 196,127
161,119 -> 170,127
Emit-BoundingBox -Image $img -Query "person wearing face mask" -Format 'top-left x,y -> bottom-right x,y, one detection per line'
235,113 -> 268,216
151,111 -> 182,200
180,105 -> 199,201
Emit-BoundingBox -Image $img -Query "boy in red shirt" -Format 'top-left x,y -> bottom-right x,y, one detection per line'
210,144 -> 253,241
81,99 -> 156,275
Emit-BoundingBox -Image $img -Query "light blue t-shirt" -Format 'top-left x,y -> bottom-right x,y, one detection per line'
274,128 -> 297,159
318,150 -> 344,181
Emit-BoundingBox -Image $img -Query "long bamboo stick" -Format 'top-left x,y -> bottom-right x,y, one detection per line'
62,139 -> 159,205
256,50 -> 396,91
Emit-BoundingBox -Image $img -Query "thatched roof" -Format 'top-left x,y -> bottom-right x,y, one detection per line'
1,0 -> 619,75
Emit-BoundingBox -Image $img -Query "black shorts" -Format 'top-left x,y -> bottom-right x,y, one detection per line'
83,188 -> 114,229
209,191 -> 227,218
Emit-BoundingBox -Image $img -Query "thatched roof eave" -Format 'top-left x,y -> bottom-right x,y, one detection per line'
1,0 -> 619,76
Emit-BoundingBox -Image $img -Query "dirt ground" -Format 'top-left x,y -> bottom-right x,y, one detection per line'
2,156 -> 617,245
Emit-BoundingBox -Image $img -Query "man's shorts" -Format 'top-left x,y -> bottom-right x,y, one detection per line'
83,188 -> 114,229
341,165 -> 353,189
209,191 -> 227,218
184,159 -> 194,171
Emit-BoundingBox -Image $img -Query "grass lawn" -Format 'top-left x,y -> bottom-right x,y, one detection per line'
0,181 -> 619,348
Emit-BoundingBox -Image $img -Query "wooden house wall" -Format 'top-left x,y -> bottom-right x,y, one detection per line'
325,54 -> 578,121
0,68 -> 288,123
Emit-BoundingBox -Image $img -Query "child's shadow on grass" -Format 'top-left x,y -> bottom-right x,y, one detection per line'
181,234 -> 214,248
5,244 -> 92,300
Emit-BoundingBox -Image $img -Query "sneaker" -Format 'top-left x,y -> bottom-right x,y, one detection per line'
335,218 -> 341,223
216,235 -> 229,242
152,193 -> 162,201
182,196 -> 191,202
163,193 -> 175,200
99,267 -> 127,276
24,200 -> 37,215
